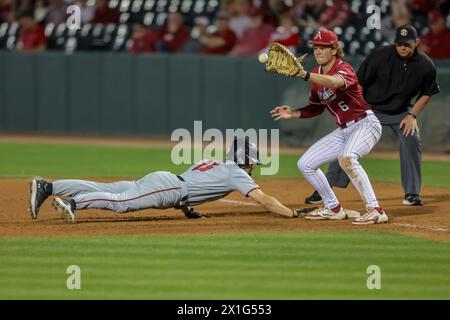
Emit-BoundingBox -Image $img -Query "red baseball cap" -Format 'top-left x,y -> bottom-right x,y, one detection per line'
309,29 -> 339,46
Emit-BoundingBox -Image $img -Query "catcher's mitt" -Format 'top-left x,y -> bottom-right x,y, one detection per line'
265,43 -> 307,77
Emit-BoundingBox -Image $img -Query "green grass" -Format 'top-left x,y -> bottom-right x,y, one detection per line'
1,142 -> 449,300
0,232 -> 449,299
1,142 -> 449,187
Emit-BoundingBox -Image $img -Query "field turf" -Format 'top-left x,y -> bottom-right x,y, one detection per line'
1,233 -> 449,299
0,142 -> 449,299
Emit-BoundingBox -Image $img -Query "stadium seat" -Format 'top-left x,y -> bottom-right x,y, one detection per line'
131,0 -> 144,13
119,0 -> 131,12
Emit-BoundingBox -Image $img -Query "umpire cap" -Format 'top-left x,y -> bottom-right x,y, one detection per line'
395,25 -> 418,43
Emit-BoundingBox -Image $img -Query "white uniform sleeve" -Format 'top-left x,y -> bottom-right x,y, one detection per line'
228,165 -> 259,197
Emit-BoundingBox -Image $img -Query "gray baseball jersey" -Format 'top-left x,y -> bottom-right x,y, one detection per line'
52,160 -> 259,213
180,160 -> 259,206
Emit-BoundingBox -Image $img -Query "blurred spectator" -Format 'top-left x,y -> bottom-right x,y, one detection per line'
297,0 -> 325,29
17,9 -> 47,51
230,7 -> 274,56
0,0 -> 13,23
381,0 -> 412,43
319,0 -> 352,29
420,10 -> 450,59
200,12 -> 237,55
181,16 -> 210,53
15,0 -> 33,16
265,13 -> 300,53
128,22 -> 158,54
410,0 -> 439,13
92,0 -> 119,25
262,0 -> 289,26
76,0 -> 95,25
45,0 -> 69,25
155,12 -> 190,53
34,0 -> 48,23
298,0 -> 351,29
229,0 -> 252,39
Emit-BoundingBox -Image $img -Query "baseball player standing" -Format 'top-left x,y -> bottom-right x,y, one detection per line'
271,29 -> 388,225
304,25 -> 440,206
29,139 -> 304,223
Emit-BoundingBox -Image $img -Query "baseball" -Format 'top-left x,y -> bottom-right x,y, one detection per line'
258,53 -> 268,64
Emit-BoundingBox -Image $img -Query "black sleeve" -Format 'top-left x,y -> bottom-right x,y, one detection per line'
356,51 -> 377,91
420,65 -> 440,96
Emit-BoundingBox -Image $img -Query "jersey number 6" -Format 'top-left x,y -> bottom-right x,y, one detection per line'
338,101 -> 350,111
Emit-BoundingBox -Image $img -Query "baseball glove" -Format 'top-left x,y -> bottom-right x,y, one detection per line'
265,43 -> 307,77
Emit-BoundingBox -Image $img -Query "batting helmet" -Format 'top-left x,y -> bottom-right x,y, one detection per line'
226,137 -> 261,169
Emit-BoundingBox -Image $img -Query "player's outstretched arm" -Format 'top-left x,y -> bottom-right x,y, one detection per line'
298,70 -> 345,89
247,188 -> 298,218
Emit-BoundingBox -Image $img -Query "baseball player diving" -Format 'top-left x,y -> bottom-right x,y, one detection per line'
29,138 -> 304,223
268,29 -> 388,225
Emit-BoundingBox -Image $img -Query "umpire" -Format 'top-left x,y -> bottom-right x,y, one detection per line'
304,25 -> 440,206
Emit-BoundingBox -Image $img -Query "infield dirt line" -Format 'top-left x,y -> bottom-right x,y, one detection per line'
220,199 -> 450,234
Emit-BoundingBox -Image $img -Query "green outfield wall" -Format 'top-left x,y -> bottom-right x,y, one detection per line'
0,52 -> 448,152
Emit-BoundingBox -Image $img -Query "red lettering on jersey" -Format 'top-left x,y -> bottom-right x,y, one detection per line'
192,161 -> 220,172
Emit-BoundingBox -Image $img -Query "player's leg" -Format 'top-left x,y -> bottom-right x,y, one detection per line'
338,116 -> 388,224
390,125 -> 423,205
338,115 -> 382,209
53,180 -> 136,196
29,179 -> 137,219
304,160 -> 350,204
297,128 -> 346,219
53,172 -> 186,223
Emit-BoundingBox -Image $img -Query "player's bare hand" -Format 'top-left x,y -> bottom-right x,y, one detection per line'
400,115 -> 419,137
270,105 -> 297,120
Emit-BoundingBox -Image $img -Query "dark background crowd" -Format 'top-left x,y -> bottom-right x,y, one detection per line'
0,0 -> 449,59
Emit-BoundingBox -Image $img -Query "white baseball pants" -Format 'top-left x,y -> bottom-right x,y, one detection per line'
298,113 -> 382,210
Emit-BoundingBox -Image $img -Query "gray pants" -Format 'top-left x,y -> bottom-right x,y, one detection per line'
52,171 -> 188,213
324,110 -> 422,195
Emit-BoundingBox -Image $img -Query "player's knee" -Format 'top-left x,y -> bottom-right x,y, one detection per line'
338,155 -> 358,171
297,157 -> 315,175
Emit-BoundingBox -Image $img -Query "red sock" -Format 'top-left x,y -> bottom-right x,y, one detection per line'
331,204 -> 341,213
374,207 -> 384,214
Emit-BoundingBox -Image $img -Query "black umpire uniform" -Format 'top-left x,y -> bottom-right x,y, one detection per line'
306,25 -> 440,206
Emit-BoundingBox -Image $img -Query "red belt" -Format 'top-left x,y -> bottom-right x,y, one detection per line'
339,112 -> 368,129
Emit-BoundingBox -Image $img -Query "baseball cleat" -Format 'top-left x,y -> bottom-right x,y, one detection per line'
29,179 -> 50,219
52,198 -> 76,224
305,206 -> 346,220
305,190 -> 323,204
402,194 -> 423,206
352,207 -> 388,225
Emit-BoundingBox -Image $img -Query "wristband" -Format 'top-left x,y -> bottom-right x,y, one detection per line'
408,112 -> 417,119
303,71 -> 310,81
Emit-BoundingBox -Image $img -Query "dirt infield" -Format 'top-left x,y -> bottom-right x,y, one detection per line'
1,179 -> 449,243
